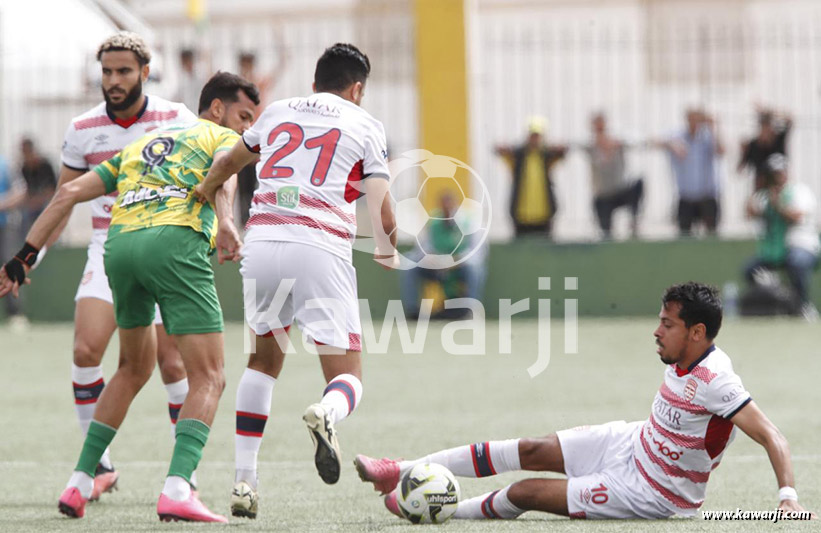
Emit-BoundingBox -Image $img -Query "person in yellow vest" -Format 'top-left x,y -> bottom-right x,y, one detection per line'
495,117 -> 567,239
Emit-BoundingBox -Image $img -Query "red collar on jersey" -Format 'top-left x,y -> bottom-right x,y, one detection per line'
106,95 -> 149,129
673,344 -> 716,377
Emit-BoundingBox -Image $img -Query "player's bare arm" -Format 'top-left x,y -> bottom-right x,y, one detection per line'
731,400 -> 815,517
42,165 -> 86,246
196,139 -> 258,204
1,171 -> 106,297
213,168 -> 242,264
364,176 -> 398,269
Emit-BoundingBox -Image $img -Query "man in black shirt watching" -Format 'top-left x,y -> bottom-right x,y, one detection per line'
738,107 -> 792,190
19,137 -> 57,232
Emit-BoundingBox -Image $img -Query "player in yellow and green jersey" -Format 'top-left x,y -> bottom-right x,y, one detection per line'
0,72 -> 259,523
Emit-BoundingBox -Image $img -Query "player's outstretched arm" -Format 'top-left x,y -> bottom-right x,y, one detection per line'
197,141 -> 258,204
26,171 -> 107,250
41,165 -> 86,247
732,400 -> 816,518
1,171 -> 106,297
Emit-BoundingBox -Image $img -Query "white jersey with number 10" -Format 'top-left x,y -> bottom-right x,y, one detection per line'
242,92 -> 390,262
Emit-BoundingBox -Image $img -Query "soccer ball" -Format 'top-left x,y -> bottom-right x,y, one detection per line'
396,463 -> 461,524
388,150 -> 491,271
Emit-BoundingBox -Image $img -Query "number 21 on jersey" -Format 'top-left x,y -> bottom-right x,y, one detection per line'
259,122 -> 341,186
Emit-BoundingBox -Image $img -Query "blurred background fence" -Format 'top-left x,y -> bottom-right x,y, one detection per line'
2,0 -> 821,244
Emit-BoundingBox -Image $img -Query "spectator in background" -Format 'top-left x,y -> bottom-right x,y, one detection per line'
236,40 -> 289,227
584,113 -> 643,239
400,192 -> 487,319
0,155 -> 26,326
743,154 -> 819,319
174,48 -> 207,114
19,138 -> 56,233
496,117 -> 567,239
658,109 -> 724,237
738,106 -> 792,191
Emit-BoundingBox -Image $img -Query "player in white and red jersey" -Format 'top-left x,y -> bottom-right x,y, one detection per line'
54,33 -> 197,499
355,282 -> 814,521
197,43 -> 397,519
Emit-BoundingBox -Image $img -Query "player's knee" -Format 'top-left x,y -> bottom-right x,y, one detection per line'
247,351 -> 281,378
519,435 -> 560,471
196,367 -> 226,397
507,480 -> 537,510
118,357 -> 154,389
157,350 -> 186,383
73,339 -> 105,367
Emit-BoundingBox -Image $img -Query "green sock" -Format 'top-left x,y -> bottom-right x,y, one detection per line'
167,418 -> 210,484
75,421 -> 117,477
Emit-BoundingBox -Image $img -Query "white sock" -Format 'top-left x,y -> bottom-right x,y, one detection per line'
72,364 -> 112,470
400,439 -> 521,478
162,475 -> 191,501
67,470 -> 94,500
319,374 -> 363,425
165,378 -> 188,437
72,364 -> 104,435
454,484 -> 525,520
235,368 -> 276,489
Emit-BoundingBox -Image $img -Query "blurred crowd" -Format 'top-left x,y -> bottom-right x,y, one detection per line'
0,138 -> 57,327
1,44 -> 817,322
490,105 -> 817,318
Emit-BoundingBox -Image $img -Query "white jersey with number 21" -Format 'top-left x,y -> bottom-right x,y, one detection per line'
241,92 -> 390,262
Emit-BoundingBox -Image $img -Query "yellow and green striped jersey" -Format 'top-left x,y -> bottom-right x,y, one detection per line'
94,118 -> 239,250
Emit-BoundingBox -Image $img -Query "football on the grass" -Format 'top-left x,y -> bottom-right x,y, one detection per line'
396,463 -> 461,524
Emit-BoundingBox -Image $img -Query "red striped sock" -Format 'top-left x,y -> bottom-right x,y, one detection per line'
235,368 -> 276,488
320,374 -> 362,425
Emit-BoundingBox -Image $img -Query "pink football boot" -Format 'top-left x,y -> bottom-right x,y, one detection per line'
157,492 -> 228,523
58,487 -> 87,518
354,454 -> 400,495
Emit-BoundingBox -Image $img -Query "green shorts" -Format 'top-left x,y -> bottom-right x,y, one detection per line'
104,225 -> 223,335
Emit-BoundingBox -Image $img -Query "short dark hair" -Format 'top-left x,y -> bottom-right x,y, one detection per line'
198,71 -> 260,114
180,49 -> 195,61
314,43 -> 370,93
662,282 -> 723,339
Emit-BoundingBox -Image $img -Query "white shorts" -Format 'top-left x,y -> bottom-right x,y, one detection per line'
241,240 -> 362,351
558,421 -> 675,519
75,233 -> 164,326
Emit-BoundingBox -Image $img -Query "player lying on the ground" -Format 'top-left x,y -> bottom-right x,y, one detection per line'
355,283 -> 815,520
1,72 -> 259,523
195,43 -> 397,520
54,32 -> 199,500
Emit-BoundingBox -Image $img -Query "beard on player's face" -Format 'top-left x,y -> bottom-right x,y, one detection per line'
103,78 -> 143,112
657,334 -> 687,365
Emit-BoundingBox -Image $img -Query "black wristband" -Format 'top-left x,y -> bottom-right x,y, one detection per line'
3,258 -> 26,285
14,242 -> 40,267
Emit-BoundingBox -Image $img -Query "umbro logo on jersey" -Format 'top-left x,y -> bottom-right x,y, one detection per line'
94,134 -> 109,143
684,379 -> 698,401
